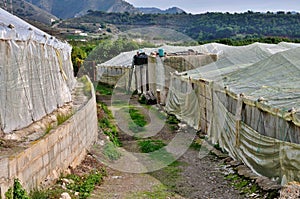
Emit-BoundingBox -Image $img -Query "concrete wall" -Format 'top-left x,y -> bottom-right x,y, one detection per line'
0,80 -> 98,197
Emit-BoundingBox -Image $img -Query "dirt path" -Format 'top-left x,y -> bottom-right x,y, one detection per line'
90,141 -> 244,199
89,92 -> 249,199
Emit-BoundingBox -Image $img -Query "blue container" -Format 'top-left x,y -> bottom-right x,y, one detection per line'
158,48 -> 164,57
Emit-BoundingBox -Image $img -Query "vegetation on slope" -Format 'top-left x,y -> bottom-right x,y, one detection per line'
60,11 -> 300,43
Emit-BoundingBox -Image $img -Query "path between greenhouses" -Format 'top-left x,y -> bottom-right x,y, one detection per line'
89,95 -> 265,199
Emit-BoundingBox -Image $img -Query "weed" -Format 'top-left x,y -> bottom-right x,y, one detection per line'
56,112 -> 73,126
189,141 -> 202,151
43,124 -> 53,136
5,178 -> 30,199
96,82 -> 114,96
129,108 -> 147,127
166,114 -> 180,125
66,170 -> 103,198
99,102 -> 113,119
138,139 -> 166,153
98,102 -> 121,146
30,189 -> 49,199
103,142 -> 122,161
127,184 -> 176,199
124,107 -> 148,133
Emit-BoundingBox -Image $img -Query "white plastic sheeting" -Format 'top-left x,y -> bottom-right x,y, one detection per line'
0,8 -> 75,133
164,42 -> 300,183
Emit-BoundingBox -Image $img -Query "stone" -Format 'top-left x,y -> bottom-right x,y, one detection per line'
228,160 -> 242,167
60,192 -> 71,199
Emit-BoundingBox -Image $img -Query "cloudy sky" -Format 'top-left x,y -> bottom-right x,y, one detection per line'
125,0 -> 300,14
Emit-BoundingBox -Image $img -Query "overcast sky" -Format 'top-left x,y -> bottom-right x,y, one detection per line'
125,0 -> 300,14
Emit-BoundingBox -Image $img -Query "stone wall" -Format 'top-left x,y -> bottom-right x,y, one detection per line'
0,79 -> 98,197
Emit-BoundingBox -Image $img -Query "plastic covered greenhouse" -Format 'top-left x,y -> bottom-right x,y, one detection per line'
0,8 -> 75,133
98,41 -> 300,184
165,42 -> 300,184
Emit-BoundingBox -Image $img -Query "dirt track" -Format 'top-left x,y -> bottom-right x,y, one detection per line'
89,94 -> 247,199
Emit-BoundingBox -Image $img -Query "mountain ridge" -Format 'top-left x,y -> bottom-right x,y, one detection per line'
0,0 -> 58,24
138,7 -> 186,14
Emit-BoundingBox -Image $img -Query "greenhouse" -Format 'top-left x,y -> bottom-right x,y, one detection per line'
0,8 -> 75,133
98,41 -> 300,184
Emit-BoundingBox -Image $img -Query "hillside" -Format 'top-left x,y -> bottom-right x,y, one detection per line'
0,0 -> 58,24
24,0 -> 139,19
58,11 -> 300,42
138,7 -> 185,14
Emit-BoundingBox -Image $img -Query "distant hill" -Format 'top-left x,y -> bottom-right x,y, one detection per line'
138,7 -> 185,14
59,11 -> 300,42
24,0 -> 139,19
0,0 -> 58,24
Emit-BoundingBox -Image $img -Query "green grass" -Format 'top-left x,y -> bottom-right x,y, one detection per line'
166,114 -> 180,125
99,102 -> 113,119
138,139 -> 166,153
121,107 -> 148,133
98,102 -> 121,146
148,148 -> 176,165
43,124 -> 53,137
224,173 -> 277,197
149,161 -> 186,194
189,141 -> 202,151
96,82 -> 114,95
56,112 -> 73,126
129,108 -> 147,127
29,168 -> 106,199
126,184 -> 176,199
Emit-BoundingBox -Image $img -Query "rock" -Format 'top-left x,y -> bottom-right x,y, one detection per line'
222,156 -> 233,163
3,133 -> 21,141
256,176 -> 281,191
61,178 -> 70,184
228,160 -> 242,167
112,176 -> 122,179
178,123 -> 187,129
60,192 -> 71,199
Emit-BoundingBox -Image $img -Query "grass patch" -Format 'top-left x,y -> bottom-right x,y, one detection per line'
189,141 -> 202,151
166,114 -> 180,125
30,189 -> 48,199
98,102 -> 121,146
103,141 -> 122,161
29,169 -> 106,199
96,82 -> 114,96
224,173 -> 278,197
99,102 -> 113,119
149,148 -> 176,165
43,124 -> 53,137
56,112 -> 73,126
129,108 -> 147,127
5,178 -> 30,199
122,107 -> 147,133
149,161 -> 185,193
126,184 -> 176,199
138,139 -> 166,153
